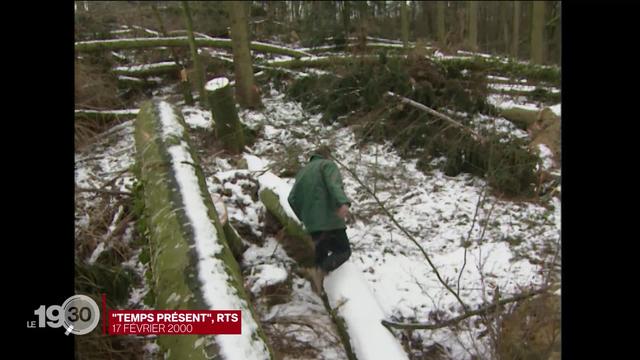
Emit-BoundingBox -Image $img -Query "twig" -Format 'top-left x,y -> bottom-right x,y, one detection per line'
330,155 -> 469,312
457,186 -> 487,295
381,286 -> 549,330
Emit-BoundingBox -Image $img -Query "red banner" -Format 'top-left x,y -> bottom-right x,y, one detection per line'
108,310 -> 241,335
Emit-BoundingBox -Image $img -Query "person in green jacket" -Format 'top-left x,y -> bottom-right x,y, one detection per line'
288,145 -> 351,294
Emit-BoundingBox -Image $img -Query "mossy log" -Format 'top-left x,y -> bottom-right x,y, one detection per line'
206,77 -> 245,154
258,188 -> 315,267
75,36 -> 310,58
75,109 -> 139,122
134,100 -> 272,360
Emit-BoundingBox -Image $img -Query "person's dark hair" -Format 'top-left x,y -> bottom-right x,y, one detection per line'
313,144 -> 332,158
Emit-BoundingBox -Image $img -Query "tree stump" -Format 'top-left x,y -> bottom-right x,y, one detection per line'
206,77 -> 245,154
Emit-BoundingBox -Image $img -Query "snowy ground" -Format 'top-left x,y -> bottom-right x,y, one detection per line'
237,89 -> 561,359
75,85 -> 560,358
76,36 -> 560,358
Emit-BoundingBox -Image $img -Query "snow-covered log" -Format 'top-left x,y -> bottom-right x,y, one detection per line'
112,61 -> 179,77
497,105 -> 541,130
75,36 -> 310,58
247,155 -> 409,360
134,101 -> 272,360
265,55 -> 381,69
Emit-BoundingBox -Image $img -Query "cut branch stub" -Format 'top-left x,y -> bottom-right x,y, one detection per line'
206,77 -> 245,154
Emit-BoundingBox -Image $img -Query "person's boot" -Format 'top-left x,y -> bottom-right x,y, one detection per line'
310,267 -> 326,296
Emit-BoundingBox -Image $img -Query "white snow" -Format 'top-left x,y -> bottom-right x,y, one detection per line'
486,94 -> 540,111
87,242 -> 106,265
75,109 -> 139,115
248,264 -> 288,294
489,83 -> 538,92
550,103 -> 561,117
158,102 -> 185,140
325,261 -> 410,360
181,106 -> 213,129
537,144 -> 555,170
205,77 -> 229,91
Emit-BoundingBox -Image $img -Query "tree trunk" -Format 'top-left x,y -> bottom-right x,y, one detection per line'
227,1 -> 262,109
501,2 -> 510,55
467,1 -> 478,51
134,100 -> 272,359
498,105 -> 541,130
152,4 -> 193,106
400,1 -> 409,49
343,0 -> 351,36
181,1 -> 206,105
205,77 -> 245,154
531,1 -> 545,64
112,61 -> 179,77
512,1 -> 520,58
417,1 -> 429,40
436,1 -> 446,45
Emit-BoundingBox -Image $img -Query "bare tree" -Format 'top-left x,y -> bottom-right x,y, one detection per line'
467,1 -> 478,51
181,1 -> 206,105
400,0 -> 409,49
531,1 -> 546,64
227,1 -> 262,109
512,1 -> 521,58
436,1 -> 446,45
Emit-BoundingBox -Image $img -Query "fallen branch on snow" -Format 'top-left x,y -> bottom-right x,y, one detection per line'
381,286 -> 550,330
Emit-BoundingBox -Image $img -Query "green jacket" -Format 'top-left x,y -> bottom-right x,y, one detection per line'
288,154 -> 350,233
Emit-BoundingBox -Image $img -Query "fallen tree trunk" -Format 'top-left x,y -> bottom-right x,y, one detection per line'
134,101 -> 272,360
112,61 -> 179,77
497,105 -> 541,130
75,36 -> 310,58
117,75 -> 159,89
247,155 -> 409,360
75,109 -> 139,122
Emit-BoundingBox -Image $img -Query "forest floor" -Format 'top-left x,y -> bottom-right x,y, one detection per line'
75,32 -> 561,360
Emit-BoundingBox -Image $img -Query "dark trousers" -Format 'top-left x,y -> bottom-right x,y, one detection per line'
311,229 -> 351,272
